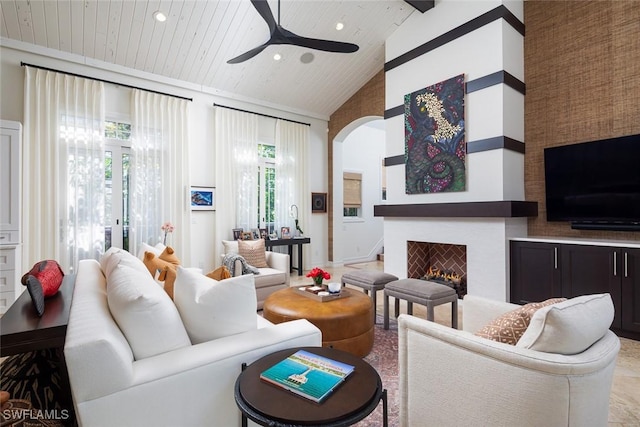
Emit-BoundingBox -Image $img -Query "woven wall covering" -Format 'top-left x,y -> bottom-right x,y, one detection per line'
524,1 -> 640,240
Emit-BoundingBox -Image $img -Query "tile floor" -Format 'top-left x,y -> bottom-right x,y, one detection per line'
290,261 -> 640,426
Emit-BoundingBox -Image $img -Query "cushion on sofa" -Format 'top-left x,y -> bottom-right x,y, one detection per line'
475,298 -> 566,345
159,246 -> 181,266
173,267 -> 258,344
238,239 -> 268,268
101,247 -> 148,279
222,240 -> 239,255
106,264 -> 191,359
136,242 -> 165,261
206,266 -> 231,280
516,293 -> 614,355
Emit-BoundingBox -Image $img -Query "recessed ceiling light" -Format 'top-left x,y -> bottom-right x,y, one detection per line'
335,22 -> 344,31
273,53 -> 282,61
153,11 -> 167,22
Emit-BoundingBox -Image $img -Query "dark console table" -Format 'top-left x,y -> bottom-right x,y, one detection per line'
265,237 -> 310,276
0,274 -> 76,410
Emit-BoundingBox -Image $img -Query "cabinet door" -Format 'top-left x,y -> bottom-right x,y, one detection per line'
621,248 -> 640,333
510,241 -> 562,304
560,244 -> 621,329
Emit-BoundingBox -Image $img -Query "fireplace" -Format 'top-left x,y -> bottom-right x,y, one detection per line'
407,241 -> 467,298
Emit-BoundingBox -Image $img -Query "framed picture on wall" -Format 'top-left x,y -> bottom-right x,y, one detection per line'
312,192 -> 327,213
190,186 -> 215,210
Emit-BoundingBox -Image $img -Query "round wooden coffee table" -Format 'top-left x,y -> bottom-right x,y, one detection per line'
235,346 -> 387,427
263,288 -> 374,357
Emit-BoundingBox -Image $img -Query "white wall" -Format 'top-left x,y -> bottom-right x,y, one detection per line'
0,42 -> 329,272
340,121 -> 385,263
382,0 -> 526,300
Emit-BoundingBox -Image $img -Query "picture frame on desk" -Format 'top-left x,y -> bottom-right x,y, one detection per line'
241,231 -> 254,240
232,228 -> 243,241
280,227 -> 291,239
269,232 -> 279,240
259,228 -> 268,240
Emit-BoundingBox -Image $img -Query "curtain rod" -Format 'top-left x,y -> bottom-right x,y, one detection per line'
213,103 -> 310,127
21,62 -> 193,102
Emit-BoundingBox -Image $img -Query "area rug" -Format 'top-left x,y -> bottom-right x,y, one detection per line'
356,315 -> 399,427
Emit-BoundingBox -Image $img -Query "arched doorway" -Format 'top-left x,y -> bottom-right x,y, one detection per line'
331,116 -> 385,266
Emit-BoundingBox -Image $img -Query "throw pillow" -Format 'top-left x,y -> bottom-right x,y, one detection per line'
475,298 -> 566,345
238,239 -> 268,268
101,247 -> 148,279
106,264 -> 191,359
173,267 -> 258,344
159,246 -> 181,266
206,266 -> 232,280
136,242 -> 165,261
516,293 -> 614,355
222,240 -> 239,255
143,252 -> 176,279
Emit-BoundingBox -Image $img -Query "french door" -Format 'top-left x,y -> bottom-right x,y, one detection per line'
105,143 -> 131,251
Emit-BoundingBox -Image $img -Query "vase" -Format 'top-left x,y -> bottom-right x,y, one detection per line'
313,277 -> 323,286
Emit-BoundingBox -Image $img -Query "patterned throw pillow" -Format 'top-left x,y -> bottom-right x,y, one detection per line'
474,298 -> 566,345
238,239 -> 268,268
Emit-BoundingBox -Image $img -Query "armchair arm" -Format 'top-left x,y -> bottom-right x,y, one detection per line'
398,314 -> 619,427
265,251 -> 290,285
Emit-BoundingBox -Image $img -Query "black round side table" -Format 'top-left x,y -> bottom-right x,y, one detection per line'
235,346 -> 388,427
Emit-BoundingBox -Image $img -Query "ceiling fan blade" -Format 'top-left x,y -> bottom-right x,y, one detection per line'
227,42 -> 271,64
286,35 -> 359,54
250,0 -> 276,33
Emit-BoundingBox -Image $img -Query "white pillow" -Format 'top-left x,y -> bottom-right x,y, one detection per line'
136,242 -> 165,261
516,293 -> 614,355
107,264 -> 191,359
173,266 -> 257,344
221,240 -> 239,255
101,247 -> 148,279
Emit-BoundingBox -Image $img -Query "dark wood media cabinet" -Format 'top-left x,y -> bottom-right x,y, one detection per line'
510,238 -> 640,340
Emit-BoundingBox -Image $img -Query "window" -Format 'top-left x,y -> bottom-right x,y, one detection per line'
343,172 -> 362,218
258,143 -> 276,230
105,120 -> 131,251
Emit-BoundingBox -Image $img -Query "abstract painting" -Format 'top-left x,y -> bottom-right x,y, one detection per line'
404,74 -> 466,194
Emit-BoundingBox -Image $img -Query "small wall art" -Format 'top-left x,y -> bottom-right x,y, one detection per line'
404,74 -> 466,194
312,192 -> 327,213
190,186 -> 215,210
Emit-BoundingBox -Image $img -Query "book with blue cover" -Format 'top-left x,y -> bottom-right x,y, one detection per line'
260,350 -> 355,403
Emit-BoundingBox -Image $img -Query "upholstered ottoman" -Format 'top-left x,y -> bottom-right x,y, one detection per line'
263,288 -> 374,357
341,270 -> 398,323
383,279 -> 458,330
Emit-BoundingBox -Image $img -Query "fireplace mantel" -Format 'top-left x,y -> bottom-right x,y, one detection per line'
374,201 -> 538,218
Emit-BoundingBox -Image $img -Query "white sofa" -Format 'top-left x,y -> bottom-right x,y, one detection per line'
64,258 -> 321,427
221,240 -> 290,309
398,294 -> 620,427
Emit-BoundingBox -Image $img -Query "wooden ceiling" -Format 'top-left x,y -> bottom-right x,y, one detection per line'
0,0 -> 421,118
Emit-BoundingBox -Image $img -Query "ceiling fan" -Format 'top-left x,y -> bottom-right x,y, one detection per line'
227,0 -> 359,64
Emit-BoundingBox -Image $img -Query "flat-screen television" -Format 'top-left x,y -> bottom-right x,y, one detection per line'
544,134 -> 640,231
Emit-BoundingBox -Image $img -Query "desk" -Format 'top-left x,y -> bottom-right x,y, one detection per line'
265,237 -> 310,276
235,346 -> 387,427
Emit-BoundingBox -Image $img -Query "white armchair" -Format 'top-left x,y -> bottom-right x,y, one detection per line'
221,240 -> 290,309
398,294 -> 620,427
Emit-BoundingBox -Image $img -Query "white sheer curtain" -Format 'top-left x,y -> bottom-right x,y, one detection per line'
130,90 -> 190,261
23,66 -> 105,272
275,119 -> 310,269
214,107 -> 259,260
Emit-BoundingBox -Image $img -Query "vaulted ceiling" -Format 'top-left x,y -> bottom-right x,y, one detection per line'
0,1 -> 420,118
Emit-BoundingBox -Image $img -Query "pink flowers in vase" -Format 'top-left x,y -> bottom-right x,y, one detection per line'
161,222 -> 175,245
306,267 -> 331,286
